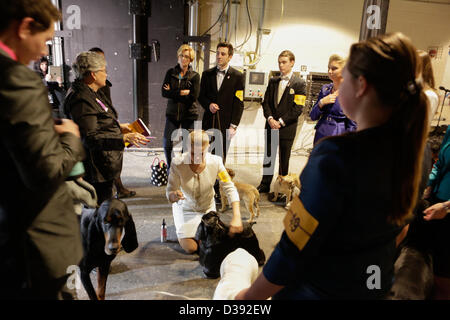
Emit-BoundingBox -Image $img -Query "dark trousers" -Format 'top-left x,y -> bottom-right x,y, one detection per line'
91,180 -> 114,206
260,128 -> 294,186
209,129 -> 232,164
163,117 -> 194,169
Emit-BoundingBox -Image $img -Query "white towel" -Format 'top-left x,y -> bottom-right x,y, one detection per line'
213,248 -> 259,300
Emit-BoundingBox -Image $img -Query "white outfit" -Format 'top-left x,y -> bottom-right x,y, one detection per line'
166,152 -> 239,239
425,89 -> 439,124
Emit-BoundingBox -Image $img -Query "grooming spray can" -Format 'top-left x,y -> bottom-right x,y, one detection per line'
161,219 -> 167,242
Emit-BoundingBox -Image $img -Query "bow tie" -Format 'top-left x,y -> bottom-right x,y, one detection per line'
217,69 -> 226,74
280,75 -> 289,81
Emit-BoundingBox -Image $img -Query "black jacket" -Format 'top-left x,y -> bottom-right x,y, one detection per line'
199,66 -> 244,133
64,79 -> 124,183
262,74 -> 306,139
162,64 -> 200,122
0,48 -> 85,295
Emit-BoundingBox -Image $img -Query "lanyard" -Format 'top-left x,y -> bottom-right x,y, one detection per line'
95,98 -> 108,112
0,41 -> 18,61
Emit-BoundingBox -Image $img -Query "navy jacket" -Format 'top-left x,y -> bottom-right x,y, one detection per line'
263,122 -> 404,299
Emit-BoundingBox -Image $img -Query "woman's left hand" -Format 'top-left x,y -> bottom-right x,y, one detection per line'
124,132 -> 150,147
423,202 -> 449,221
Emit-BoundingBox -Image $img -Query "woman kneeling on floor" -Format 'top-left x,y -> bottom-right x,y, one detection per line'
166,130 -> 243,253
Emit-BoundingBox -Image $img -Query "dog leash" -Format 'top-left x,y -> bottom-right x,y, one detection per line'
212,110 -> 222,132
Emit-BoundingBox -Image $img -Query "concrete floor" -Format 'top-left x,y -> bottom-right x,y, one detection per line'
76,149 -> 309,300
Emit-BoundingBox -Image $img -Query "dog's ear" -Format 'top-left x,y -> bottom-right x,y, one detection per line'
195,221 -> 206,242
121,205 -> 139,253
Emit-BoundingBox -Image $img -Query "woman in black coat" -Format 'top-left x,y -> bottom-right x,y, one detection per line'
65,51 -> 148,204
162,44 -> 200,169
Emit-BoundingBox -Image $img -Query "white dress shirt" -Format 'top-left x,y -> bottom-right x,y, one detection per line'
166,152 -> 239,213
217,65 -> 230,91
277,71 -> 293,104
268,71 -> 293,127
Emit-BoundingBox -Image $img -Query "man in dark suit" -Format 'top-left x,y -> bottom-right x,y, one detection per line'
0,0 -> 85,299
199,42 -> 244,162
257,50 -> 306,193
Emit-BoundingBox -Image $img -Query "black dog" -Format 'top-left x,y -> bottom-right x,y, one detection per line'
195,211 -> 266,278
79,198 -> 138,300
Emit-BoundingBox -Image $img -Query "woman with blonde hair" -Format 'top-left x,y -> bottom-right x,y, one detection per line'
166,130 -> 243,254
162,44 -> 200,169
417,50 -> 439,123
310,53 -> 357,146
235,32 -> 430,300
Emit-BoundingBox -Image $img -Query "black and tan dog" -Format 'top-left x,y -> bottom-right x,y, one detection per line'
195,211 -> 266,279
79,198 -> 138,300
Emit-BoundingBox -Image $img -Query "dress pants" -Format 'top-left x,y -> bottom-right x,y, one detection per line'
260,128 -> 294,186
163,117 -> 195,169
91,180 -> 114,206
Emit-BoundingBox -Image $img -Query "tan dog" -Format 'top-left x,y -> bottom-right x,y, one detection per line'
271,173 -> 301,209
220,168 -> 260,223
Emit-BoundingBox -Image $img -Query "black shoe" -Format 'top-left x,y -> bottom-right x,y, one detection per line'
117,190 -> 137,199
257,184 -> 270,193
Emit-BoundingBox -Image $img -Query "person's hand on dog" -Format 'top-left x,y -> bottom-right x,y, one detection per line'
169,190 -> 185,203
229,201 -> 243,236
423,202 -> 449,221
229,218 -> 243,236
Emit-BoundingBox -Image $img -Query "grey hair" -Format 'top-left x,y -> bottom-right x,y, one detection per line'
72,51 -> 106,79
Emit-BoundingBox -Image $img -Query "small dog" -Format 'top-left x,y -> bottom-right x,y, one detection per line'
195,211 -> 266,279
79,198 -> 138,300
271,173 -> 301,208
220,168 -> 260,223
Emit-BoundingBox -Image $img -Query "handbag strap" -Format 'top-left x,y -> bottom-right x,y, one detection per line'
152,157 -> 160,166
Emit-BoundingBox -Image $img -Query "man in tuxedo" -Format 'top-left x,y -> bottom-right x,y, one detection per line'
199,42 -> 244,163
257,50 -> 306,193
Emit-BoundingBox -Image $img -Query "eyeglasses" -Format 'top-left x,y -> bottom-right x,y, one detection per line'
178,54 -> 191,60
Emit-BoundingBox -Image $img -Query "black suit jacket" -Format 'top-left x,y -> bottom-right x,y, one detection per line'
199,66 -> 244,134
262,74 -> 306,139
0,48 -> 85,294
